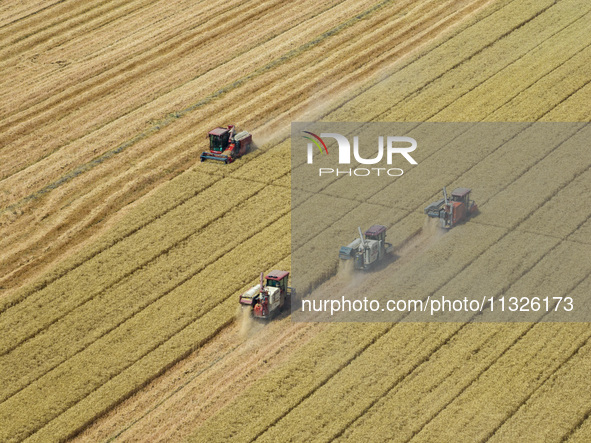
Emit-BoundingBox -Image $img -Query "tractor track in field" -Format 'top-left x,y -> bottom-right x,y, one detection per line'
0,0 -> 490,302
0,1 -> 70,30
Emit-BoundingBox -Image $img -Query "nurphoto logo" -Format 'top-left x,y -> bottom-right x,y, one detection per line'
303,130 -> 418,176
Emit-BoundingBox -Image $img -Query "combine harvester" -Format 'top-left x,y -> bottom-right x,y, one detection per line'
424,187 -> 478,229
339,225 -> 394,270
239,271 -> 295,320
200,125 -> 252,164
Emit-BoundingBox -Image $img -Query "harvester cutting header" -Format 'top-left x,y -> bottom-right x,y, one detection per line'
339,225 -> 394,270
239,270 -> 295,320
200,125 -> 252,164
424,187 -> 478,229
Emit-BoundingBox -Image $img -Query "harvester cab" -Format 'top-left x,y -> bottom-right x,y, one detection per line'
339,225 -> 394,270
424,187 -> 478,229
238,271 -> 294,320
200,125 -> 252,164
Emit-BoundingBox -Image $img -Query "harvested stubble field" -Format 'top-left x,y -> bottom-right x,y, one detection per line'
1,0 -> 590,441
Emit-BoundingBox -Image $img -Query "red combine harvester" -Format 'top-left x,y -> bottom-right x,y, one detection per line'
424,187 -> 478,229
200,125 -> 252,164
238,271 -> 295,320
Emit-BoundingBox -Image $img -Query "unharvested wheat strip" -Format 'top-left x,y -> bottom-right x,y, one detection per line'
193,119 -> 591,440
478,127 -> 591,229
380,0 -> 591,122
0,217 -> 290,442
254,208 -> 580,440
365,204 -> 589,440
258,323 -> 467,443
0,185 -> 289,404
436,14 -> 591,121
0,178 -> 265,354
339,324 -> 591,442
486,280 -> 591,442
519,168 -> 591,239
411,263 -> 591,441
333,326 -> 524,442
542,79 -> 591,121
334,239 -> 591,441
326,0 -> 557,122
483,43 -> 591,122
568,415 -> 591,442
232,139 -> 293,184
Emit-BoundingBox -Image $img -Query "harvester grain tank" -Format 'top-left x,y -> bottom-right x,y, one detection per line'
238,270 -> 295,319
339,225 -> 394,270
200,125 -> 252,163
424,187 -> 478,229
